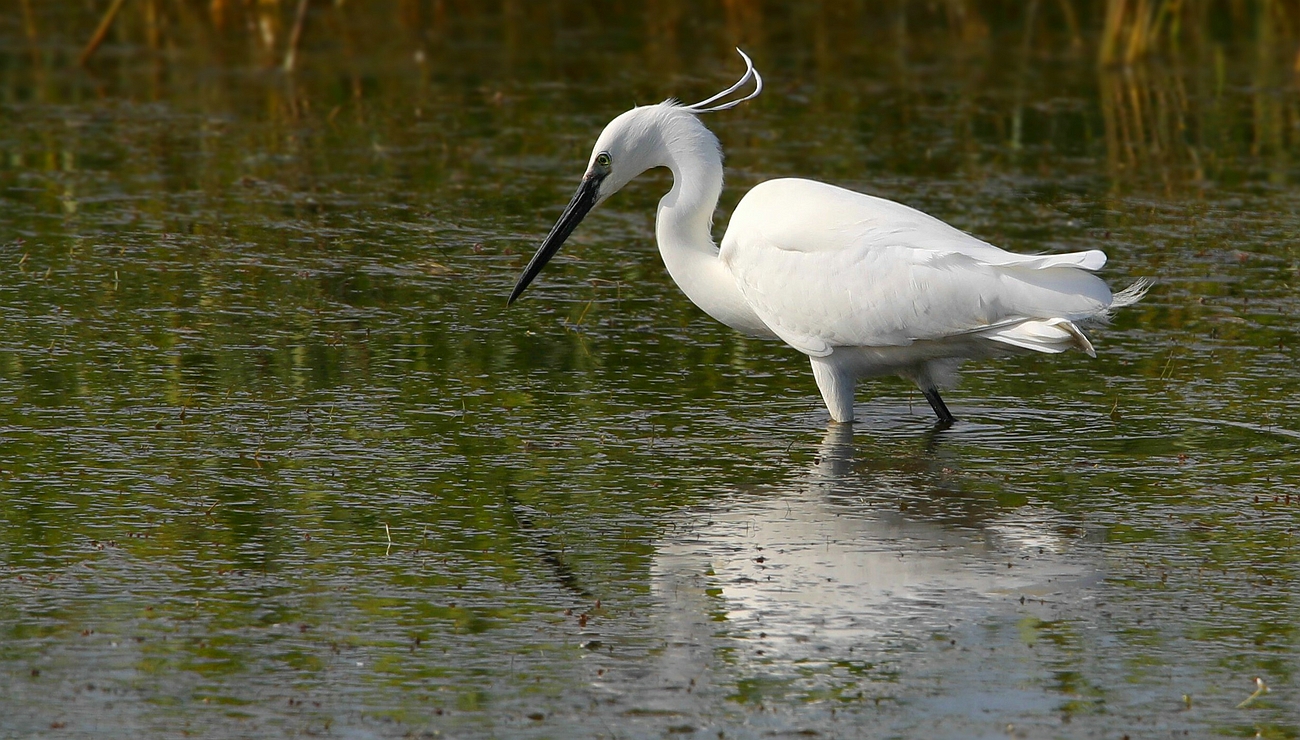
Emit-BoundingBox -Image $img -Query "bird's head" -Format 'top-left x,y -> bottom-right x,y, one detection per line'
507,49 -> 762,305
580,106 -> 673,207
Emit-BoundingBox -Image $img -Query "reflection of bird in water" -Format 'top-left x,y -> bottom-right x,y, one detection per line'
509,50 -> 1148,424
640,424 -> 1101,714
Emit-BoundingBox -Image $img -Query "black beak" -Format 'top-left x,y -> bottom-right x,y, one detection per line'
508,173 -> 604,305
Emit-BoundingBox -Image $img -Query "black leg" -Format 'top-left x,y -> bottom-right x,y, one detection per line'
921,387 -> 955,426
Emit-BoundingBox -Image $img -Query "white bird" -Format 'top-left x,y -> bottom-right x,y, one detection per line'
508,50 -> 1148,425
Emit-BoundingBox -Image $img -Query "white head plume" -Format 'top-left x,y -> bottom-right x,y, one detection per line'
681,48 -> 763,114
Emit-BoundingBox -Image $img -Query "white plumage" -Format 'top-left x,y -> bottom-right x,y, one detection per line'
509,50 -> 1147,425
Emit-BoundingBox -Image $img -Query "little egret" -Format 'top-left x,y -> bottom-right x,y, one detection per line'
509,50 -> 1148,425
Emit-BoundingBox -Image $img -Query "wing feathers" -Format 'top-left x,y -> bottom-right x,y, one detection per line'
980,318 -> 1096,357
722,179 -> 1131,357
966,249 -> 1107,271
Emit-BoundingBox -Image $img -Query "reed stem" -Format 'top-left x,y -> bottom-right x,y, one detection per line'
79,0 -> 129,66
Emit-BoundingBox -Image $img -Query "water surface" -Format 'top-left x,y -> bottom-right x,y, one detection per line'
1,3 -> 1298,738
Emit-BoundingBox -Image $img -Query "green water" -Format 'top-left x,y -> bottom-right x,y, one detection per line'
1,3 -> 1298,738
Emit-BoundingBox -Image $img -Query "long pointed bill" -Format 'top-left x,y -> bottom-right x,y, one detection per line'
508,173 -> 604,305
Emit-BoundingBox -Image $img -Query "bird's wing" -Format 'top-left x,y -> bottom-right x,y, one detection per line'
719,179 -> 1113,356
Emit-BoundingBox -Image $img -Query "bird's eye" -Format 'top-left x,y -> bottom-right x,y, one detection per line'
595,152 -> 612,167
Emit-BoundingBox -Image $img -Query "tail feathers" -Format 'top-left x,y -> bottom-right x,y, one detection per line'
1110,278 -> 1152,309
979,278 -> 1147,357
1082,277 -> 1152,327
981,318 -> 1096,357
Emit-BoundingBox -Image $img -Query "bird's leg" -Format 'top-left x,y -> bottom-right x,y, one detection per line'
809,356 -> 856,423
921,387 -> 955,426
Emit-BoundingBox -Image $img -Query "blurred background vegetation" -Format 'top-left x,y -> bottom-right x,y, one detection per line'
6,0 -> 1299,198
20,0 -> 1300,70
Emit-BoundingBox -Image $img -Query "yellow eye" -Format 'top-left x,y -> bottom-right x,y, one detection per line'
595,152 -> 612,167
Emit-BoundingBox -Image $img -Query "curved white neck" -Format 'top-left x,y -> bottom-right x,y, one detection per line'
655,138 -> 772,338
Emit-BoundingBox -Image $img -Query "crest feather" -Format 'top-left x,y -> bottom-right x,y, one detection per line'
682,49 -> 763,114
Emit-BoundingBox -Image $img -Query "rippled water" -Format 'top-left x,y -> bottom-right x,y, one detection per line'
2,3 -> 1298,738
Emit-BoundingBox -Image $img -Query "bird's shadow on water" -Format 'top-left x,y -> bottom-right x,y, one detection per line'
502,488 -> 596,599
919,416 -> 954,450
497,409 -> 971,604
773,415 -> 1003,524
641,418 -> 1103,706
